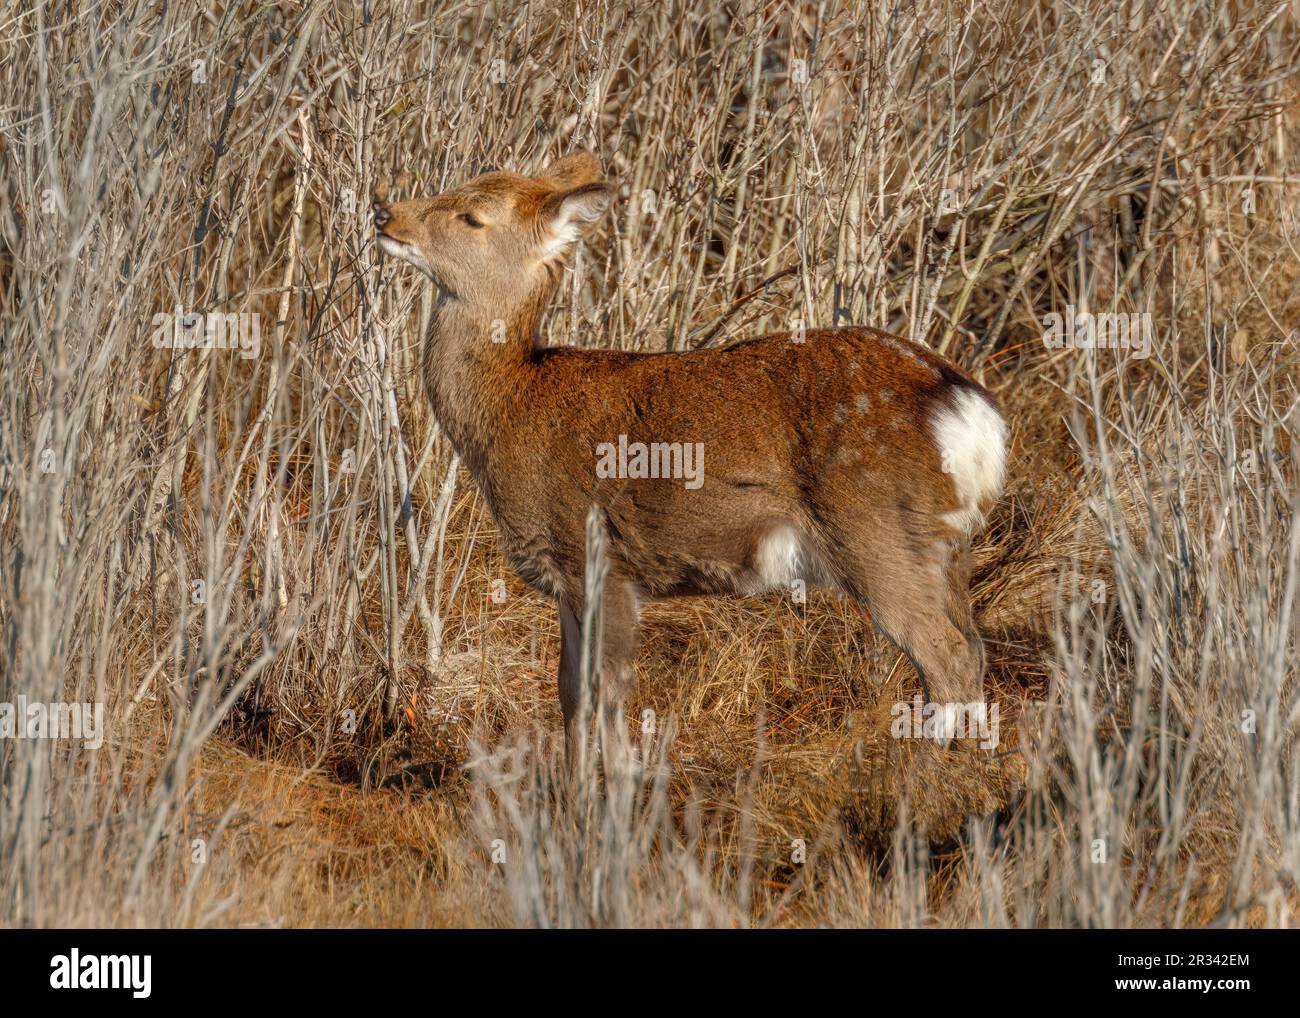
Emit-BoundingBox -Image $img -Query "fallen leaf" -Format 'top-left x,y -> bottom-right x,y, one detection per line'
1230,328 -> 1248,366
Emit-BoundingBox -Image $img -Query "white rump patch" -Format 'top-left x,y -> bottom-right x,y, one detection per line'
931,388 -> 1008,534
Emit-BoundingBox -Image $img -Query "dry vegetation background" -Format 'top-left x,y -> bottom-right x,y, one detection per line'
2,0 -> 1300,927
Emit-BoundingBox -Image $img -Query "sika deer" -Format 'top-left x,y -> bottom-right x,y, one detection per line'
373,152 -> 1008,754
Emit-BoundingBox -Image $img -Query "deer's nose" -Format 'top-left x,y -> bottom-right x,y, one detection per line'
372,202 -> 392,229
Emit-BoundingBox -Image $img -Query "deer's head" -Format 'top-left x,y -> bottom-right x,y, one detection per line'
373,152 -> 611,312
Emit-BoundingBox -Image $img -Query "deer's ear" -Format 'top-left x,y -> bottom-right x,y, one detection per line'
539,151 -> 602,190
537,181 -> 612,258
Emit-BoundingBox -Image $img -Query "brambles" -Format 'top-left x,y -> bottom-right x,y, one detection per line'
1,0 -> 1297,928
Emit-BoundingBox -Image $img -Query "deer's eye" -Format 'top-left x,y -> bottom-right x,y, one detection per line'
458,212 -> 484,229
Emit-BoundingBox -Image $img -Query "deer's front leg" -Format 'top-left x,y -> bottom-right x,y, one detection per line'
557,596 -> 584,763
556,577 -> 640,765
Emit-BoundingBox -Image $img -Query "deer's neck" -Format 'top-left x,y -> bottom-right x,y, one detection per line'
420,286 -> 549,493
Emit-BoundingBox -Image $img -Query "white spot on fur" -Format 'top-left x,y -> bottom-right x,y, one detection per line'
378,235 -> 433,277
854,394 -> 871,413
540,187 -> 611,261
753,526 -> 803,588
880,336 -> 940,378
931,388 -> 1008,535
540,220 -> 583,260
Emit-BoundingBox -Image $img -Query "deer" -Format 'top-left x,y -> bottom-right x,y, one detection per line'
373,152 -> 1008,757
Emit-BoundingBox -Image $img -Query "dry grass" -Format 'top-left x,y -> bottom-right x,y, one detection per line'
2,0 -> 1299,927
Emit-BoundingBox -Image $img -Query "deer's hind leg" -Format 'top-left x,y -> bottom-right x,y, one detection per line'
830,514 -> 987,708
